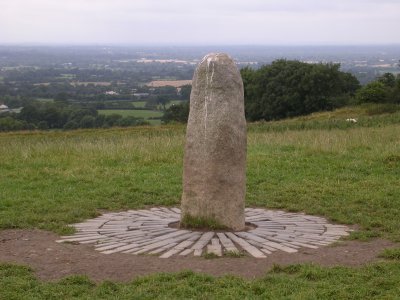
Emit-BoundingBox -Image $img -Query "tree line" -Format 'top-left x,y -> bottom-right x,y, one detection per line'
0,101 -> 148,132
163,59 -> 399,123
2,59 -> 399,130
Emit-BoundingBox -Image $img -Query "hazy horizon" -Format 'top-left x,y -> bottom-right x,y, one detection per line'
1,0 -> 400,45
1,43 -> 400,47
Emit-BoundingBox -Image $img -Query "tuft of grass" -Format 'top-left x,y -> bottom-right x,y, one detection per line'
180,214 -> 228,230
2,262 -> 400,299
224,250 -> 245,258
203,253 -> 220,259
379,248 -> 400,261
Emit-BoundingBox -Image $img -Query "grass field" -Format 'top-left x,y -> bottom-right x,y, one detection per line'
97,109 -> 163,124
132,100 -> 186,109
35,98 -> 54,102
132,101 -> 147,108
1,104 -> 400,298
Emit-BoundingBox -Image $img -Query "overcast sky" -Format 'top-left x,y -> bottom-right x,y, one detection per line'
1,0 -> 399,45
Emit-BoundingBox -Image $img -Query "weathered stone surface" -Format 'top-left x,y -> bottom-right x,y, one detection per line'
181,53 -> 246,231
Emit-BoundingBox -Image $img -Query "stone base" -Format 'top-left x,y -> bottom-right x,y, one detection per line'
57,207 -> 352,259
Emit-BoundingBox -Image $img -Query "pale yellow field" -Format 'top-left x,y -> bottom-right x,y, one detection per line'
146,80 -> 192,88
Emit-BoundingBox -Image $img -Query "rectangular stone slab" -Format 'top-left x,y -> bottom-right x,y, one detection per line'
226,233 -> 266,258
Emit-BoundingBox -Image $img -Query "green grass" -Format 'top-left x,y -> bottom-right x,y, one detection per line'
379,248 -> 400,261
1,262 -> 400,299
98,109 -> 163,119
2,110 -> 399,239
250,104 -> 400,132
181,214 -> 228,230
35,98 -> 54,102
98,109 -> 163,125
1,104 -> 400,297
166,100 -> 186,108
132,100 -> 185,109
132,101 -> 147,108
97,109 -> 163,125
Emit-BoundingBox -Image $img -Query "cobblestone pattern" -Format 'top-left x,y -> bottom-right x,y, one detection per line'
57,208 -> 351,258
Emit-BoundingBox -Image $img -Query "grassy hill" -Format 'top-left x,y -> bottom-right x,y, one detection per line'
1,104 -> 399,298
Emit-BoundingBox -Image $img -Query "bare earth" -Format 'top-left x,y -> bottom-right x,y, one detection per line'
0,229 -> 396,282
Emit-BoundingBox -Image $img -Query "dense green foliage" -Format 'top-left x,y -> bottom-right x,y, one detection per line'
162,101 -> 189,123
0,101 -> 147,131
356,73 -> 400,104
241,60 -> 360,121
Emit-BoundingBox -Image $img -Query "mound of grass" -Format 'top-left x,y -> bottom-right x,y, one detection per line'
249,104 -> 400,132
0,106 -> 399,241
1,262 -> 400,299
379,248 -> 400,261
1,106 -> 400,297
180,214 -> 228,230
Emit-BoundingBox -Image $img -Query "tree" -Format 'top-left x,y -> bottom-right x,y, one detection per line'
156,95 -> 170,111
162,102 -> 189,123
116,116 -> 138,127
79,115 -> 95,128
63,120 -> 79,130
378,73 -> 396,88
355,81 -> 389,103
180,85 -> 192,100
241,60 -> 360,121
37,121 -> 49,130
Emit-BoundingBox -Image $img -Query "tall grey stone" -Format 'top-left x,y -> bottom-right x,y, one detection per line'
181,53 -> 246,231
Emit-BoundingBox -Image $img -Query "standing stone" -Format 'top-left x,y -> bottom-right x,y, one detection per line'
181,53 -> 246,231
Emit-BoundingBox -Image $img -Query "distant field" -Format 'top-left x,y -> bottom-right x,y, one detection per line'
167,100 -> 186,108
133,100 -> 186,109
58,74 -> 76,79
98,109 -> 163,121
132,101 -> 146,108
71,81 -> 111,86
35,98 -> 54,102
146,80 -> 192,88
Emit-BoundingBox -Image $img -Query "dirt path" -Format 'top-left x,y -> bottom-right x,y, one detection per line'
0,229 -> 396,282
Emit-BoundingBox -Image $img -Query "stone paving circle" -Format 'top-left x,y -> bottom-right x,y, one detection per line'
57,207 -> 352,258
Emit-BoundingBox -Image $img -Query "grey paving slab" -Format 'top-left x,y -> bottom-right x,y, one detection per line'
58,207 -> 351,258
149,243 -> 178,255
133,232 -> 196,254
193,249 -> 203,256
97,243 -> 128,252
160,240 -> 197,258
262,240 -> 298,253
226,233 -> 266,258
207,244 -> 222,256
216,233 -> 239,253
179,248 -> 194,256
191,232 -> 215,250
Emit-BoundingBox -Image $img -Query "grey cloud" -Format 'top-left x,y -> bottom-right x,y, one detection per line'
0,0 -> 399,44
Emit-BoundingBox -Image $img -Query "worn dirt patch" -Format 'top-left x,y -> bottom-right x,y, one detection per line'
0,229 -> 397,282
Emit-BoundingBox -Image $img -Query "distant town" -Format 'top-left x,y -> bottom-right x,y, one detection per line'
0,45 -> 399,128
